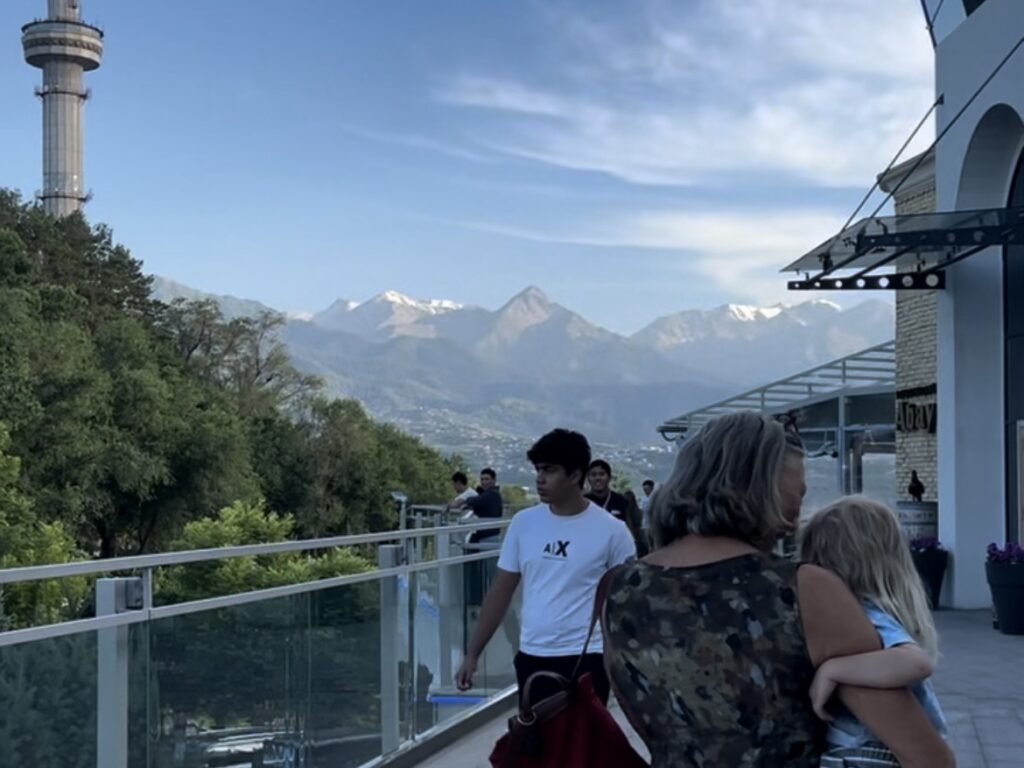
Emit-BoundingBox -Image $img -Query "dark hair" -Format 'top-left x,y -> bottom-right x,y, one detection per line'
642,479 -> 655,489
527,429 -> 592,488
588,459 -> 612,476
451,471 -> 468,485
480,468 -> 497,480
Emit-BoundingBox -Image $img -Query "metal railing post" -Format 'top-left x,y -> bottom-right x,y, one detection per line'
837,394 -> 848,495
96,577 -> 142,768
436,527 -> 460,688
379,545 -> 403,754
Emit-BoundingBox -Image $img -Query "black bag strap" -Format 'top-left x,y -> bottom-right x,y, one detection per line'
568,564 -> 623,682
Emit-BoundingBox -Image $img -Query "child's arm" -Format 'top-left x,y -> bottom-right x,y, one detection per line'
810,645 -> 934,721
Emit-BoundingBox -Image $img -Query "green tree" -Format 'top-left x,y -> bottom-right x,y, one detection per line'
0,423 -> 88,629
1,186 -> 462,561
0,194 -> 260,557
157,499 -> 374,604
159,299 -> 322,413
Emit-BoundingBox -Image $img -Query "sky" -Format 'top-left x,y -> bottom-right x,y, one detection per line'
0,0 -> 941,334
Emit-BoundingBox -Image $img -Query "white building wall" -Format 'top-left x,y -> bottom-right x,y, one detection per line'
934,0 -> 1024,607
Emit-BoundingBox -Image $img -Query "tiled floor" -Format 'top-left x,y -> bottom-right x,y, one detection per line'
419,610 -> 1023,767
930,611 -> 1024,768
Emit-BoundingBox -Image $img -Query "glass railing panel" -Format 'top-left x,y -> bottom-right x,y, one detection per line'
406,532 -> 516,738
468,542 -> 518,699
0,629 -> 98,768
140,593 -> 309,768
304,579 -> 392,768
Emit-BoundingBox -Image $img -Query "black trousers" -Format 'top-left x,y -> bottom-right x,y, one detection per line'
513,651 -> 610,707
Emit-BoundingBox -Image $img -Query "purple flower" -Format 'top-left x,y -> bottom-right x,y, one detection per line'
910,536 -> 944,553
987,542 -> 1024,564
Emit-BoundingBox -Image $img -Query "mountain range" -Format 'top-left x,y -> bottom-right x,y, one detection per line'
152,277 -> 893,445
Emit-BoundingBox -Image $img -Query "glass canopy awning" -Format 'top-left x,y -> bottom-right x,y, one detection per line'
658,341 -> 895,440
783,206 -> 1024,291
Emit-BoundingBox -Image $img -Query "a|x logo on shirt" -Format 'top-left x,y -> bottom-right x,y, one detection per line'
543,540 -> 570,557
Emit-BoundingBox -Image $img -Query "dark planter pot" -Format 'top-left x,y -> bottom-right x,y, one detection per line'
986,561 -> 1024,635
912,549 -> 948,609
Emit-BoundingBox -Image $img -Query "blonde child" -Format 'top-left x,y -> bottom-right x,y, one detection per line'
799,497 -> 948,768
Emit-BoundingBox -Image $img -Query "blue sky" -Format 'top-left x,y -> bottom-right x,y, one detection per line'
0,1 -> 937,334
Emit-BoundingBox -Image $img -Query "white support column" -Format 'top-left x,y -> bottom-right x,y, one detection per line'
379,545 -> 403,754
937,262 -> 1006,608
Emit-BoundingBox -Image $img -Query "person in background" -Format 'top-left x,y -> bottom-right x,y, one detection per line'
451,468 -> 503,543
448,471 -> 478,509
455,429 -> 635,704
640,479 -> 655,514
454,468 -> 505,540
586,460 -> 642,543
640,479 -> 656,544
800,497 -> 947,768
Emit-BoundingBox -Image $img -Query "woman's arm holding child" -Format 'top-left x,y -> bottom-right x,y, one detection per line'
810,644 -> 934,721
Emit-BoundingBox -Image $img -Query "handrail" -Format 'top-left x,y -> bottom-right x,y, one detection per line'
0,546 -> 504,649
0,518 -> 510,586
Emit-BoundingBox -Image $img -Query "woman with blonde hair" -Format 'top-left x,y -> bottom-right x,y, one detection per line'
800,497 -> 948,767
601,412 -> 953,768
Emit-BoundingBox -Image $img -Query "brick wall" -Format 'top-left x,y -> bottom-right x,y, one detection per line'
893,180 -> 938,502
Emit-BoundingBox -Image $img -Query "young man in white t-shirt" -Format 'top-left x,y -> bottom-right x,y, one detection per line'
454,428 -> 636,704
448,471 -> 478,508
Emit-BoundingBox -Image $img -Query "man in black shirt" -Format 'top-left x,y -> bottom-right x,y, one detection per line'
586,460 -> 645,547
453,467 -> 503,542
585,460 -> 629,518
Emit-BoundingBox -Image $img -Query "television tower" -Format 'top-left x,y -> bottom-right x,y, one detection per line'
22,0 -> 104,217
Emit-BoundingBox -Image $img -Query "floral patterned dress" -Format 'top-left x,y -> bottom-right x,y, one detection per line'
604,554 -> 823,767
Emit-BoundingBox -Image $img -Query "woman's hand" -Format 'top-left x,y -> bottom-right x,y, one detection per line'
809,660 -> 838,721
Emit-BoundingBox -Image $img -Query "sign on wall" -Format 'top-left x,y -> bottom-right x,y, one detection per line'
896,401 -> 937,433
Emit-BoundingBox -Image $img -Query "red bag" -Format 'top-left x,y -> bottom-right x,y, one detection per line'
488,568 -> 648,768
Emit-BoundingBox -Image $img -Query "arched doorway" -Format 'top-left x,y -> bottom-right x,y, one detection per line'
1005,147 -> 1024,542
955,103 -> 1024,547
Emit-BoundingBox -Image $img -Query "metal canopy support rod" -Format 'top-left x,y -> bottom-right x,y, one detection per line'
789,271 -> 946,291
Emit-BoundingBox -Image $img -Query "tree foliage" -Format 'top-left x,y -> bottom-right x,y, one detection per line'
157,499 -> 374,604
0,190 -> 460,619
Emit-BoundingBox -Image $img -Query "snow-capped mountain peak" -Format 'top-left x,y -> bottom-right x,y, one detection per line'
372,290 -> 463,315
726,304 -> 784,322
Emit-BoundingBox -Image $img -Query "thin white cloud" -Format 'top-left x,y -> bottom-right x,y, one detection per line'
464,207 -> 844,303
337,124 -> 499,164
436,0 -> 934,188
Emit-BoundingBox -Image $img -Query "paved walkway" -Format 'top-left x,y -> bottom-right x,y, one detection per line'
930,611 -> 1024,768
419,610 -> 1023,768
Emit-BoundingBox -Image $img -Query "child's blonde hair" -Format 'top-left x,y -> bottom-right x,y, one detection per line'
799,496 -> 938,661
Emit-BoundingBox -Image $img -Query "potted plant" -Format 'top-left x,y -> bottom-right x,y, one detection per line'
910,537 -> 947,609
986,542 -> 1024,635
